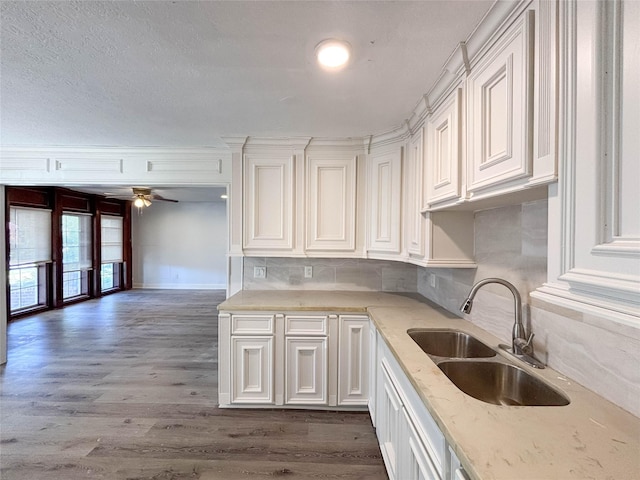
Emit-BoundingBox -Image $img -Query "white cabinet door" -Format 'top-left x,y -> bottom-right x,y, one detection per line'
368,319 -> 378,423
285,337 -> 327,405
367,148 -> 402,255
231,336 -> 273,404
338,315 -> 369,406
243,153 -> 294,251
448,446 -> 469,480
466,11 -> 534,194
378,359 -> 404,480
406,129 -> 425,259
426,88 -> 462,207
403,409 -> 441,480
306,154 -> 357,252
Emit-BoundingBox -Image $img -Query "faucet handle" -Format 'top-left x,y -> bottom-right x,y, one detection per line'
514,333 -> 535,356
524,332 -> 535,348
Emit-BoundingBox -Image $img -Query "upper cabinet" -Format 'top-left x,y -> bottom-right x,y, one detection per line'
243,153 -> 294,252
425,88 -> 463,208
405,130 -> 425,259
235,139 -> 365,257
367,146 -> 402,257
466,10 -> 534,195
306,152 -> 359,254
532,0 -> 640,320
419,2 -> 559,212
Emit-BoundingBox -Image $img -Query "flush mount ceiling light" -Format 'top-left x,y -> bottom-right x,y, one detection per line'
315,39 -> 351,70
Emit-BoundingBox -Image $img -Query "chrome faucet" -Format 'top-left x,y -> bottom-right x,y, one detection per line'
460,278 -> 544,368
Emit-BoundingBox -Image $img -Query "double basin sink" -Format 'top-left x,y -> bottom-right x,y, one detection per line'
408,329 -> 570,407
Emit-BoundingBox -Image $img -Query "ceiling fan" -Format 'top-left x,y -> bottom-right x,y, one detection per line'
130,187 -> 178,208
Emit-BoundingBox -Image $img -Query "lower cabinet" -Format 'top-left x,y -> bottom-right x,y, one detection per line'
231,336 -> 274,404
285,336 -> 327,405
219,311 -> 369,409
374,329 -> 469,480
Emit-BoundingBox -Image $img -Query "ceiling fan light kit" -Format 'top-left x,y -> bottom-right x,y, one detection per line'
131,187 -> 178,209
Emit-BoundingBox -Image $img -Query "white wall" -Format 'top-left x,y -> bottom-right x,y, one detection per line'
417,200 -> 640,418
132,201 -> 227,289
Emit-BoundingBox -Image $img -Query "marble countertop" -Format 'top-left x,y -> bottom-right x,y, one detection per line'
219,290 -> 640,480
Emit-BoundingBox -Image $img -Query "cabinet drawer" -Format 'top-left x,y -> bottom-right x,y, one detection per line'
231,314 -> 274,335
285,315 -> 328,335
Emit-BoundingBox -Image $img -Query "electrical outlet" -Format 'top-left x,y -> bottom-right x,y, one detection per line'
429,273 -> 437,288
254,266 -> 266,279
304,266 -> 313,278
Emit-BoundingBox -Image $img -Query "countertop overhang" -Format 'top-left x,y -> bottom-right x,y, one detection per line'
219,290 -> 640,480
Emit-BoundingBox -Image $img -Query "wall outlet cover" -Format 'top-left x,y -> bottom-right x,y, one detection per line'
304,266 -> 313,278
254,266 -> 266,279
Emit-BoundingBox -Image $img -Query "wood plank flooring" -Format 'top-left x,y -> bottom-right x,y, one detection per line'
0,290 -> 387,480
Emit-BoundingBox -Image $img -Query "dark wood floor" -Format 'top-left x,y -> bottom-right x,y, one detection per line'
0,290 -> 387,480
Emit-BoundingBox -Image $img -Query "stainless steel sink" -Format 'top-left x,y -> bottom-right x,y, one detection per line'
407,329 -> 496,359
437,361 -> 570,406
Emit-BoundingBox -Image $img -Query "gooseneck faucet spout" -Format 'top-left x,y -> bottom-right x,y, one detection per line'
459,278 -> 529,356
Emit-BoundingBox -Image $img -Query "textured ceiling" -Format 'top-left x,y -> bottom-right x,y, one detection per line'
0,0 -> 494,148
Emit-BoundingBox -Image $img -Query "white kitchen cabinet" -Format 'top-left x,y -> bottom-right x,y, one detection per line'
338,315 -> 369,406
405,129 -> 425,260
285,337 -> 327,405
367,146 -> 402,256
532,0 -> 640,320
374,329 -> 470,480
466,10 -> 534,196
219,311 -> 370,410
425,88 -> 462,208
403,408 -> 441,480
447,446 -> 470,480
306,153 -> 357,253
284,313 -> 328,405
377,359 -> 404,480
231,336 -> 274,404
243,153 -> 294,252
368,318 -> 378,423
226,313 -> 275,404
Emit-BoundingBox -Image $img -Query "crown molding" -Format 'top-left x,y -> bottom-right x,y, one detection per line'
221,136 -> 248,152
0,145 -> 230,157
369,123 -> 411,151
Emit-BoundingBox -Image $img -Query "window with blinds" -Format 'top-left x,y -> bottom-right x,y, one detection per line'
101,215 -> 123,263
8,206 -> 52,312
9,206 -> 52,267
62,213 -> 92,299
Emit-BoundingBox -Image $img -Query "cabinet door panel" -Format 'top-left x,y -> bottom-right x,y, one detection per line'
286,337 -> 327,405
368,150 -> 402,254
378,360 -> 404,480
467,11 -> 533,193
231,336 -> 273,404
243,154 -> 294,250
426,89 -> 462,206
338,316 -> 369,405
407,129 -> 425,257
306,155 -> 356,251
404,409 -> 440,480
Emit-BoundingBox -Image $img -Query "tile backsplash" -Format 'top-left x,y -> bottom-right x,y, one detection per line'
243,257 -> 417,292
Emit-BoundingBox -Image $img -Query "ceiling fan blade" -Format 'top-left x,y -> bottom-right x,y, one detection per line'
151,194 -> 179,203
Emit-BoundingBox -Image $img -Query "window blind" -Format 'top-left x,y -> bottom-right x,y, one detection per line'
101,215 -> 123,263
9,206 -> 52,266
62,213 -> 92,271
